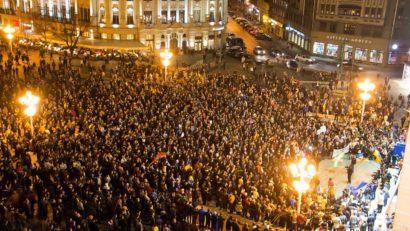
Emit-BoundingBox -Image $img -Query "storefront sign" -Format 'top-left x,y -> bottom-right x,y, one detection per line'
326,35 -> 373,44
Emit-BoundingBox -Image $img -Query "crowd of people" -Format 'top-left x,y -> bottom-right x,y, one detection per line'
0,43 -> 408,231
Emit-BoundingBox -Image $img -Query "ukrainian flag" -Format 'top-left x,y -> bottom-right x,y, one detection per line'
373,149 -> 382,163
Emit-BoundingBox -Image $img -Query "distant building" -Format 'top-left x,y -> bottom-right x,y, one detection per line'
389,0 -> 410,64
0,0 -> 228,51
311,0 -> 398,65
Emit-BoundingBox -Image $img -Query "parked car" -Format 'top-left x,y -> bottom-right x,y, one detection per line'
286,59 -> 299,70
295,54 -> 316,63
269,48 -> 282,57
276,54 -> 292,64
254,54 -> 269,64
337,61 -> 364,71
253,46 -> 266,55
255,32 -> 272,41
226,46 -> 243,56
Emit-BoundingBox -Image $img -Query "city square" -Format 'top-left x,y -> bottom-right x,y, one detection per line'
0,0 -> 410,230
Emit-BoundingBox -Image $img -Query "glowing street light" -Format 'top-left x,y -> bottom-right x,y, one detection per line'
358,79 -> 375,123
160,49 -> 173,81
3,24 -> 15,52
19,91 -> 40,136
290,158 -> 316,214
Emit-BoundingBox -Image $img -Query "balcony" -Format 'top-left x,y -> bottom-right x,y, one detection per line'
316,14 -> 384,26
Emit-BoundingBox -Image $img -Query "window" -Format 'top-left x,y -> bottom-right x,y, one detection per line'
320,4 -> 325,14
193,10 -> 200,22
369,50 -> 383,63
112,8 -> 119,24
371,8 -> 376,18
343,24 -> 355,35
161,10 -> 167,23
170,11 -> 176,23
143,11 -> 152,24
326,44 -> 339,57
179,10 -> 185,23
127,9 -> 134,24
376,8 -> 382,18
355,48 -> 368,61
127,34 -> 135,40
330,5 -> 335,14
112,34 -> 120,40
313,42 -> 325,55
99,7 -> 105,23
329,23 -> 337,33
101,33 -> 108,39
364,7 -> 370,17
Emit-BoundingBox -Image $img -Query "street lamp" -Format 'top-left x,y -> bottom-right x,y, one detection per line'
358,79 -> 375,123
19,91 -> 40,137
3,24 -> 15,52
290,158 -> 316,214
160,49 -> 173,81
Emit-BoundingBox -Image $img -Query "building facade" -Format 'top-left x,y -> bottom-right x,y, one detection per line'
0,0 -> 228,51
311,0 -> 397,65
389,0 -> 410,64
283,0 -> 314,51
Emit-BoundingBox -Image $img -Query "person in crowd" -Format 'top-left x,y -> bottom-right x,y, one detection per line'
0,39 -> 404,230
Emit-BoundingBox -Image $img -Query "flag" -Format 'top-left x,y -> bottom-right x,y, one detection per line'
152,152 -> 167,163
373,149 -> 382,163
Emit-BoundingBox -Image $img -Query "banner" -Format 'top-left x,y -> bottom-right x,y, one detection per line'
332,143 -> 350,159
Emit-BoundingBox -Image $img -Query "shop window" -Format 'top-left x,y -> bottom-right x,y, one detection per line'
112,34 -> 120,40
369,50 -> 383,63
313,42 -> 325,55
355,48 -> 368,61
326,44 -> 338,57
101,33 -> 108,39
127,34 -> 134,40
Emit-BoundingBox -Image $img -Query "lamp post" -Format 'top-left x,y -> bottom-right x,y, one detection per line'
160,49 -> 173,82
290,158 -> 316,214
358,79 -> 375,123
19,91 -> 40,137
3,24 -> 15,52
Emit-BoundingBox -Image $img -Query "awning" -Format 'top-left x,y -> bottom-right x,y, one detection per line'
77,38 -> 147,51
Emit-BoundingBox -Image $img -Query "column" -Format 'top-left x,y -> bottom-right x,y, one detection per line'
57,0 -> 61,18
75,0 -> 78,14
176,0 -> 179,22
167,0 -> 170,23
40,0 -> 44,15
120,0 -> 126,26
205,0 -> 209,21
157,0 -> 162,24
137,0 -> 141,25
184,0 -> 188,23
48,0 -> 53,16
188,0 -> 193,23
105,0 -> 110,26
65,0 -> 69,19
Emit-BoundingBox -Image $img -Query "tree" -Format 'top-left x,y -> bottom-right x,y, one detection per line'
54,7 -> 90,57
29,13 -> 54,42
